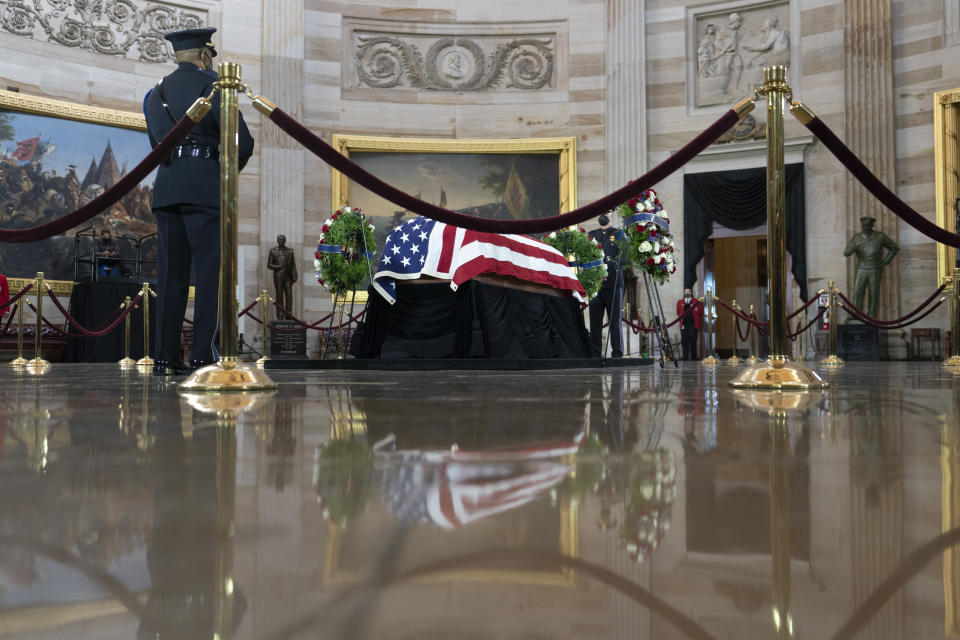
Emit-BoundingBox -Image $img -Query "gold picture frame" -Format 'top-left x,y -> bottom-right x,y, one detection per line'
934,87 -> 960,285
0,88 -> 151,293
331,134 -> 578,219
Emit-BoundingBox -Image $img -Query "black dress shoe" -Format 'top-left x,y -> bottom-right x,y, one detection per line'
153,360 -> 190,376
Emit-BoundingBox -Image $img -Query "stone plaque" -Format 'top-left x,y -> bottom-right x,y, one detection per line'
269,320 -> 306,359
838,324 -> 880,361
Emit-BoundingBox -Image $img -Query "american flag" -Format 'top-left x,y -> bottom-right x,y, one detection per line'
372,216 -> 586,304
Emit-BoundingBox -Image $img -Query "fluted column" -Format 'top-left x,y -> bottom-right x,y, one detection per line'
261,0 -> 305,317
843,0 -> 899,321
605,0 -> 646,192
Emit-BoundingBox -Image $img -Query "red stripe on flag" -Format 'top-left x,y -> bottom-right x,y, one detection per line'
453,257 -> 584,296
438,481 -> 462,528
462,230 -> 569,266
436,224 -> 458,273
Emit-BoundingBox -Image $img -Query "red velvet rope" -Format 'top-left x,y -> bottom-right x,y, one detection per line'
735,316 -> 752,342
804,116 -> 960,248
715,296 -> 767,326
0,114 -> 199,243
788,294 -> 821,320
0,284 -> 34,314
840,297 -> 945,330
837,284 -> 947,326
39,290 -> 143,338
244,308 -> 364,331
267,106 -> 743,234
788,307 -> 826,340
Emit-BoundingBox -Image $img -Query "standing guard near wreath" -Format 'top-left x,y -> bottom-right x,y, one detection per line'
588,214 -> 624,358
143,27 -> 255,375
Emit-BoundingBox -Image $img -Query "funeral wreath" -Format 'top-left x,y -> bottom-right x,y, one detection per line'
543,227 -> 607,301
314,206 -> 378,296
615,188 -> 676,285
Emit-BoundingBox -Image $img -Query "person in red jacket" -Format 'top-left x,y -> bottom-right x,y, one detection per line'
676,287 -> 703,361
0,272 -> 9,317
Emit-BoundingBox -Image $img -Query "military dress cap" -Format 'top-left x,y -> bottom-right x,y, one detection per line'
860,216 -> 877,224
164,27 -> 217,57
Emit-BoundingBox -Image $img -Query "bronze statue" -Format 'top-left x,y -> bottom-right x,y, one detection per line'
843,216 -> 899,319
267,234 -> 297,319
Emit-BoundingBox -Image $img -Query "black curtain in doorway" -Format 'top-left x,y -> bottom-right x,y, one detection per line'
683,164 -> 808,301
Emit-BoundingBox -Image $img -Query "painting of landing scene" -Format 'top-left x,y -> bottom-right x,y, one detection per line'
0,90 -> 156,282
330,135 -> 577,250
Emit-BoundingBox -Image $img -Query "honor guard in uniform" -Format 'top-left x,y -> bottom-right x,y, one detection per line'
588,214 -> 624,358
143,27 -> 254,375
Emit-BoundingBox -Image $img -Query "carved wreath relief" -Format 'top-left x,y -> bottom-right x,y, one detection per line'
0,0 -> 206,63
694,2 -> 790,108
354,33 -> 555,92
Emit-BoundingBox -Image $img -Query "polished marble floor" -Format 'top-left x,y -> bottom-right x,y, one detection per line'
1,361 -> 959,639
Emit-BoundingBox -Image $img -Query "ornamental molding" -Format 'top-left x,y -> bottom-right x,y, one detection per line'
345,18 -> 562,93
0,0 -> 209,63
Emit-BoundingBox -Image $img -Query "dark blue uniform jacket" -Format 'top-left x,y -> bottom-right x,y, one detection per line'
143,62 -> 254,209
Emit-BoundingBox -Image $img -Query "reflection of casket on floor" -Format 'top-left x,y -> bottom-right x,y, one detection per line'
351,216 -> 591,359
352,275 -> 591,359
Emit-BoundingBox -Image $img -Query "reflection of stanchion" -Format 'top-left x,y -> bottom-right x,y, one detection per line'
181,61 -> 276,392
136,282 -> 155,369
10,293 -> 27,367
746,304 -> 760,365
119,296 -> 136,369
26,272 -> 50,373
821,281 -> 844,366
727,298 -> 744,364
731,66 -> 826,388
256,289 -> 272,368
945,268 -> 960,367
701,288 -> 720,366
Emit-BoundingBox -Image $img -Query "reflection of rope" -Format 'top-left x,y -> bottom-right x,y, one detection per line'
801,114 -> 960,248
0,283 -> 33,315
0,114 -> 200,243
265,105 -> 742,234
43,288 -> 142,338
837,285 -> 946,327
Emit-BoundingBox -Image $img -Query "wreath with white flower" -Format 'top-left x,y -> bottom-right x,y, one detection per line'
542,227 -> 607,301
314,206 -> 378,296
615,188 -> 676,285
619,449 -> 677,563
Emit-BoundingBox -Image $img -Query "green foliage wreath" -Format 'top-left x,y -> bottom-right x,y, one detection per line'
314,206 -> 378,296
542,227 -> 607,301
615,188 -> 676,286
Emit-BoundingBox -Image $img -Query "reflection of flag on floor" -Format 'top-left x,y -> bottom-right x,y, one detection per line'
503,163 -> 528,219
12,137 -> 39,163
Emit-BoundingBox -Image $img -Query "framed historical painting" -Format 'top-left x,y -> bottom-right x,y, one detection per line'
0,89 -> 157,292
330,134 -> 578,248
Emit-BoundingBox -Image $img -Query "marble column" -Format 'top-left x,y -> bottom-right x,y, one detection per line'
261,0 -> 305,318
843,0 -> 899,324
605,0 -> 646,193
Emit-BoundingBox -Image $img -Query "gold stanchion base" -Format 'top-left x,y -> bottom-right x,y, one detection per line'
943,356 -> 960,367
701,356 -> 721,366
9,356 -> 28,367
136,357 -> 155,368
794,354 -> 805,362
25,358 -> 50,375
729,357 -> 828,389
256,355 -> 269,368
820,354 -> 845,366
745,355 -> 760,365
118,357 -> 136,369
178,358 -> 278,392
726,356 -> 744,365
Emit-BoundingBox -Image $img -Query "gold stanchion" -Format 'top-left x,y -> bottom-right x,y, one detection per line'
821,281 -> 844,366
746,304 -> 760,365
119,296 -> 136,368
701,288 -> 720,365
9,291 -> 27,367
256,289 -> 271,368
26,272 -> 50,373
727,298 -> 744,364
181,61 -> 276,393
136,283 -> 155,368
945,268 -> 960,367
731,66 -> 826,388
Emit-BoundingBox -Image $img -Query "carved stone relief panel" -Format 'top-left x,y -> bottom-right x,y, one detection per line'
0,0 -> 209,63
688,0 -> 791,109
345,18 -> 561,93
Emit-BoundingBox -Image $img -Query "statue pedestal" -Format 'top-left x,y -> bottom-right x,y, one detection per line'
269,320 -> 307,359
838,324 -> 880,361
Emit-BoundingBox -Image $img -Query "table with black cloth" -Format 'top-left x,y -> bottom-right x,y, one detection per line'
67,280 -> 155,362
351,277 -> 591,359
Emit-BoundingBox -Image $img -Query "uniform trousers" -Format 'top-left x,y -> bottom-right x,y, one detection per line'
589,285 -> 623,358
154,204 -> 220,364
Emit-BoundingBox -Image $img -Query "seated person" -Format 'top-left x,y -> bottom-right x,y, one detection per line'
96,229 -> 121,277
